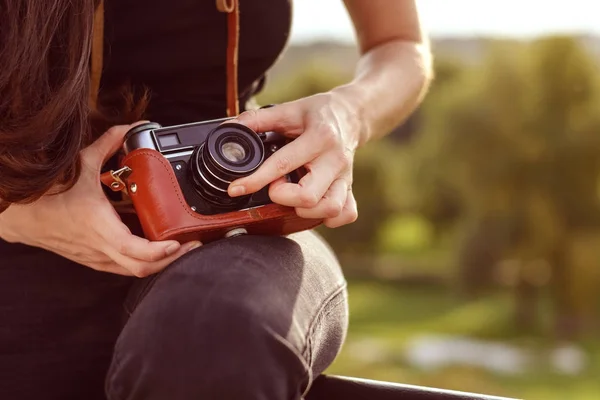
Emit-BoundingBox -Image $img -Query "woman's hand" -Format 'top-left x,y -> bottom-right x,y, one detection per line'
227,92 -> 361,228
0,123 -> 201,277
226,0 -> 433,228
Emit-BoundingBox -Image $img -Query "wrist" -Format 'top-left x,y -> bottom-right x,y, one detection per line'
329,40 -> 433,148
329,84 -> 373,148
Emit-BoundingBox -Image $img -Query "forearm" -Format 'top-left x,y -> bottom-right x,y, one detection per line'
331,38 -> 433,147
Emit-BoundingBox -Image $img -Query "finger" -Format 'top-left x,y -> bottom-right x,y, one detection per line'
99,223 -> 183,263
81,124 -> 131,166
323,187 -> 358,228
94,205 -> 182,261
91,198 -> 184,263
82,121 -> 149,166
228,134 -> 320,197
107,240 -> 203,278
295,178 -> 348,219
268,154 -> 343,208
229,104 -> 303,136
267,176 -> 289,192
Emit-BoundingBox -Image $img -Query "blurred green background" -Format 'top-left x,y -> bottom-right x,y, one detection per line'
257,35 -> 600,400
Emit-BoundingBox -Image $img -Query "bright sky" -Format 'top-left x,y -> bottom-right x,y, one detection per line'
291,0 -> 600,43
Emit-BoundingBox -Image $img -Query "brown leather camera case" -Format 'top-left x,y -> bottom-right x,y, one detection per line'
105,148 -> 323,243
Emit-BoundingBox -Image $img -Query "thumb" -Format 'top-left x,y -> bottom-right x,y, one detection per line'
229,104 -> 302,137
83,121 -> 148,166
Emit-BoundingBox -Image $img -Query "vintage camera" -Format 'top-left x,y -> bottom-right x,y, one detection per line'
123,118 -> 297,215
101,110 -> 322,243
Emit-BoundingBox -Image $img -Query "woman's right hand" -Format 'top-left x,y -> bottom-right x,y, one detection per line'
0,123 -> 201,277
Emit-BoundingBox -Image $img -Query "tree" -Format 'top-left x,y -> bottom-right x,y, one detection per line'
412,36 -> 600,337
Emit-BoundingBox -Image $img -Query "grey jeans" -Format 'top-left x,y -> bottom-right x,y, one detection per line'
0,230 -> 348,400
106,230 -> 349,399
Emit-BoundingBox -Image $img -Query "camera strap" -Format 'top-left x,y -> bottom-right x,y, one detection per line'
217,0 -> 241,117
89,0 -> 104,112
90,0 -> 241,117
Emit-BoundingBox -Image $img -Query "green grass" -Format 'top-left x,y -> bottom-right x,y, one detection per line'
324,281 -> 600,400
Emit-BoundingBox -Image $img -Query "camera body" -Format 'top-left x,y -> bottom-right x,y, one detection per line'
101,113 -> 323,243
123,118 -> 298,216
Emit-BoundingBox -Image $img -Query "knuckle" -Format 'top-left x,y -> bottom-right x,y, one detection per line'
239,109 -> 258,122
275,155 -> 292,174
131,264 -> 153,278
323,199 -> 343,218
324,221 -> 336,229
106,125 -> 124,137
298,190 -> 319,208
324,218 -> 341,229
346,207 -> 359,223
295,208 -> 310,219
334,150 -> 352,169
117,240 -> 131,256
325,204 -> 358,228
146,251 -> 161,263
117,241 -> 128,255
319,125 -> 339,146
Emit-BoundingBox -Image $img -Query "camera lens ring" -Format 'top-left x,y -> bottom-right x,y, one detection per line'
192,143 -> 229,191
191,146 -> 228,193
206,123 -> 264,175
188,123 -> 265,208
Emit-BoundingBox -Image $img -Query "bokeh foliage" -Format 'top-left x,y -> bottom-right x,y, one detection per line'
258,35 -> 600,399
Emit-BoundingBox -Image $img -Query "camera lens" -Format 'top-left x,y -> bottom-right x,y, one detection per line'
221,141 -> 247,163
190,122 -> 264,207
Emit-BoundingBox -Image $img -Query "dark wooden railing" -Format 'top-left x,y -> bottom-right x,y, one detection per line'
305,375 -> 520,400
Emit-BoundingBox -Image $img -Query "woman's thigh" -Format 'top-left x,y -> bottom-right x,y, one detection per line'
0,240 -> 134,400
107,230 -> 349,400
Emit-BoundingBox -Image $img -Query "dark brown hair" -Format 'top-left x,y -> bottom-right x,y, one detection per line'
0,1 -> 145,212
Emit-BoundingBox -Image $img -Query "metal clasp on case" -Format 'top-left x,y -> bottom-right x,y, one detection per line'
107,166 -> 132,192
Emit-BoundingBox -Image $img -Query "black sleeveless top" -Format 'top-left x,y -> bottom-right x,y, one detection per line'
0,0 -> 292,257
100,0 -> 292,125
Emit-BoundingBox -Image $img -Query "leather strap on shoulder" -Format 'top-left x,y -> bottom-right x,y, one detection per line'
216,0 -> 241,116
90,0 -> 104,110
216,0 -> 236,13
90,0 -> 240,117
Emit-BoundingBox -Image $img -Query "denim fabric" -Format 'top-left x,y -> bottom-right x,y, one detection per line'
0,230 -> 348,400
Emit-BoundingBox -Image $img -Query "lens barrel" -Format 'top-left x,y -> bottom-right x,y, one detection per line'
190,123 -> 264,207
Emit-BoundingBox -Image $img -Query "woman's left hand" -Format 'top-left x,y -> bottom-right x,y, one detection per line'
227,92 -> 362,228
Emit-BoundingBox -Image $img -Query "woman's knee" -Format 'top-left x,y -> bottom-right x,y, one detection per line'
107,308 -> 309,400
120,234 -> 311,351
106,236 -> 314,399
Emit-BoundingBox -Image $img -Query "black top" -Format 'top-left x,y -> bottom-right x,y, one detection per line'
0,0 -> 292,257
100,0 -> 292,125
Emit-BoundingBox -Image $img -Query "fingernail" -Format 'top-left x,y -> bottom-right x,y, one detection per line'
165,242 -> 181,256
229,185 -> 246,197
184,241 -> 202,252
